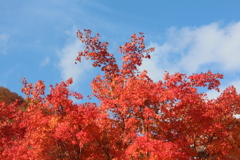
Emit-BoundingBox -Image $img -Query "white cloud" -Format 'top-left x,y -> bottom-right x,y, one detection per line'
198,79 -> 240,100
0,34 -> 10,55
139,42 -> 171,81
40,57 -> 50,66
230,80 -> 240,93
58,37 -> 93,86
206,90 -> 221,100
140,22 -> 240,82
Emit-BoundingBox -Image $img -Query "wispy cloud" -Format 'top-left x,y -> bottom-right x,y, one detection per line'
140,22 -> 240,82
40,57 -> 50,66
0,34 -> 10,55
58,34 -> 93,86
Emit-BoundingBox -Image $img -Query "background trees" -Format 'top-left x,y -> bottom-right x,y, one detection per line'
0,86 -> 24,105
0,30 -> 239,159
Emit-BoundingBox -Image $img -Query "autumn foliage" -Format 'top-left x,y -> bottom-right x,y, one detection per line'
0,87 -> 24,105
0,29 -> 240,159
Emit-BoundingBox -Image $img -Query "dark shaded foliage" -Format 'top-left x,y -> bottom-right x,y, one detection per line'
0,87 -> 24,105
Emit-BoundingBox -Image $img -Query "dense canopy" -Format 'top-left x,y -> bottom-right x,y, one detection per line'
0,30 -> 239,159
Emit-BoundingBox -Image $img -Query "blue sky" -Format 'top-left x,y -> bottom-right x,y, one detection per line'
1,0 -> 240,103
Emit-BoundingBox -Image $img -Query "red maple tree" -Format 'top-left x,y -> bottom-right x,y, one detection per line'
0,29 -> 239,159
